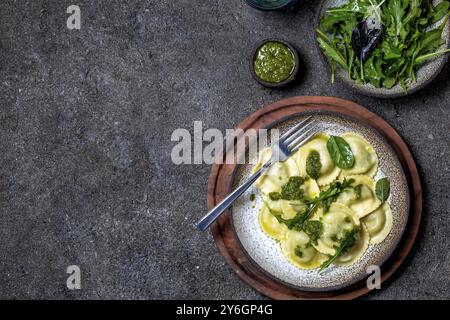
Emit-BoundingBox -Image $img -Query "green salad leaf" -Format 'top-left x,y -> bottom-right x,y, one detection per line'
375,177 -> 390,202
317,0 -> 450,91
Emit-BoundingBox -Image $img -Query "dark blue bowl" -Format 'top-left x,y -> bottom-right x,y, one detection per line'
244,0 -> 297,11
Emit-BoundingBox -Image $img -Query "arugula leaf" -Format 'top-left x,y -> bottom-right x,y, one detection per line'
364,56 -> 382,87
327,136 -> 355,169
317,35 -> 349,69
375,177 -> 390,202
319,228 -> 359,272
382,41 -> 402,59
307,178 -> 355,213
427,1 -> 450,26
415,48 -> 450,64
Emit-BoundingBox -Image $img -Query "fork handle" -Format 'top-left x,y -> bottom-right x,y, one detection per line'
196,161 -> 272,231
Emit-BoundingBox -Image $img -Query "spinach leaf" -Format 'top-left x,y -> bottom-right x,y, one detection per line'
375,177 -> 390,202
327,136 -> 355,169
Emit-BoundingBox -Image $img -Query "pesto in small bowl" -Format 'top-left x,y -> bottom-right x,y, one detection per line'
251,39 -> 299,88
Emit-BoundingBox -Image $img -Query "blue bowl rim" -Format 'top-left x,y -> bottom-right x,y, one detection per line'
244,0 -> 295,11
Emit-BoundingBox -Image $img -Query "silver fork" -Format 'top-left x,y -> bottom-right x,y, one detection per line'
196,116 -> 318,231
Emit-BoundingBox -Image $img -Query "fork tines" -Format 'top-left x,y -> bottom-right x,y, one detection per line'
279,117 -> 318,154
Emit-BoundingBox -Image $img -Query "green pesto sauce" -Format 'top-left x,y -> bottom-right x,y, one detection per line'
306,150 -> 322,180
269,176 -> 306,201
294,245 -> 303,258
302,220 -> 323,245
253,42 -> 295,83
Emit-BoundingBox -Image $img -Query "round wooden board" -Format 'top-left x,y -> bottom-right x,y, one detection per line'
206,96 -> 422,300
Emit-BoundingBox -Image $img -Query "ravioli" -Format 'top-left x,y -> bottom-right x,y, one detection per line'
280,230 -> 328,269
260,176 -> 320,219
362,202 -> 393,244
261,194 -> 306,219
339,133 -> 378,177
302,178 -> 321,199
335,224 -> 369,266
253,128 -> 392,271
294,133 -> 341,186
312,203 -> 360,255
336,175 -> 381,219
259,204 -> 288,240
253,147 -> 300,194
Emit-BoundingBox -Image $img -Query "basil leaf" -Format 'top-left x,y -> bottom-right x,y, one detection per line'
375,177 -> 390,202
327,136 -> 355,169
306,150 -> 322,180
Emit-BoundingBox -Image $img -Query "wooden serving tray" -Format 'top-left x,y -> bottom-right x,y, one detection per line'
206,96 -> 422,300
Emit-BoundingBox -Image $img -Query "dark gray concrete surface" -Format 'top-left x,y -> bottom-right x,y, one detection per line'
0,0 -> 448,299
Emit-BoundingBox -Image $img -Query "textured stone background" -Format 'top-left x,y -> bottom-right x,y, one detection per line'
0,0 -> 449,299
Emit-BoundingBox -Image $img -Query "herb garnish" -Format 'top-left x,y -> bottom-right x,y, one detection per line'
306,150 -> 322,180
354,184 -> 363,200
375,177 -> 390,202
319,228 -> 360,272
265,178 -> 355,235
294,245 -> 304,258
249,193 -> 256,201
264,177 -> 357,256
308,178 -> 356,213
327,136 -> 355,169
317,0 -> 450,91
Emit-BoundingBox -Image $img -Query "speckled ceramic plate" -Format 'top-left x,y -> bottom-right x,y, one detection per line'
316,0 -> 450,98
231,111 -> 410,291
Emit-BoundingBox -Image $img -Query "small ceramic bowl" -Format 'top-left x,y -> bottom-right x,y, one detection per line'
244,0 -> 297,11
250,39 -> 300,88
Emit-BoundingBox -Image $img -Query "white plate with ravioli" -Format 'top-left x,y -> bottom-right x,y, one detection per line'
230,111 -> 410,291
